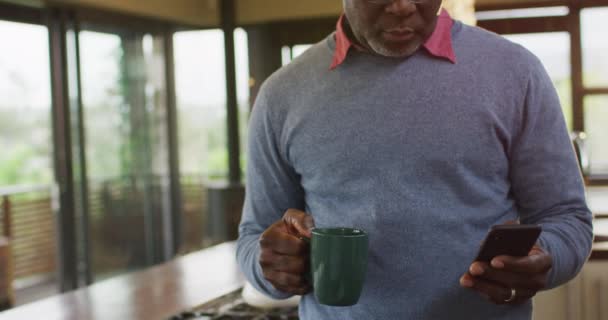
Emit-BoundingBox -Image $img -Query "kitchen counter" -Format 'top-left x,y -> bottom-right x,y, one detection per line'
0,242 -> 245,320
0,218 -> 606,320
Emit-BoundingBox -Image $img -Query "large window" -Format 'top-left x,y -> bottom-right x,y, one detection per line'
172,27 -> 249,183
0,19 -> 58,304
582,7 -> 608,88
0,21 -> 53,186
582,7 -> 608,175
173,28 -> 250,252
173,29 -> 227,252
174,30 -> 228,181
78,29 -> 171,280
584,95 -> 608,174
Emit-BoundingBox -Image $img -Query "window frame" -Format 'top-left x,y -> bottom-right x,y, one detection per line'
477,1 -> 608,184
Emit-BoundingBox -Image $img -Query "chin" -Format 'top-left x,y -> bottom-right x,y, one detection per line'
370,41 -> 420,58
364,34 -> 420,57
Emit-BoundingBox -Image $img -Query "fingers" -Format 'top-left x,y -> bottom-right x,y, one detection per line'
460,273 -> 536,305
258,209 -> 315,296
259,236 -> 311,295
468,262 -> 547,292
283,209 -> 315,238
262,269 -> 311,295
259,209 -> 314,255
490,246 -> 552,274
461,273 -> 509,304
260,250 -> 308,274
260,227 -> 308,256
462,245 -> 552,305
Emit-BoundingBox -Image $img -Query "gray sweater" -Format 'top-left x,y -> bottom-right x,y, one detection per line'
236,20 -> 593,319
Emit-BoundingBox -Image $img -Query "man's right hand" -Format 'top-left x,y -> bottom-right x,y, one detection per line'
259,209 -> 315,295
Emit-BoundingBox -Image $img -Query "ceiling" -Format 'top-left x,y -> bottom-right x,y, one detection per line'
1,0 -> 570,27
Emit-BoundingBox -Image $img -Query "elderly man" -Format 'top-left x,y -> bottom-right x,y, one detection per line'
236,0 -> 593,318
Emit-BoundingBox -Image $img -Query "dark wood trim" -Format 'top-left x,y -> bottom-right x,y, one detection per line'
0,1 -> 209,31
590,242 -> 608,260
45,5 -> 206,35
584,88 -> 608,95
477,15 -> 568,34
474,0 -> 608,14
243,17 -> 336,46
221,0 -> 242,184
239,15 -> 336,29
580,0 -> 608,8
569,5 -> 585,132
476,1 -> 567,12
245,25 -> 283,107
586,176 -> 608,186
243,17 -> 336,107
68,17 -> 93,286
164,28 -> 183,258
47,8 -> 79,292
73,7 -> 168,35
0,2 -> 44,25
1,196 -> 12,238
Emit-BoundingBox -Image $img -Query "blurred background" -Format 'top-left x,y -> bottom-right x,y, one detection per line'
0,0 -> 606,319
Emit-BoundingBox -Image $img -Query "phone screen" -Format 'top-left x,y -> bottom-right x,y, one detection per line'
475,224 -> 541,262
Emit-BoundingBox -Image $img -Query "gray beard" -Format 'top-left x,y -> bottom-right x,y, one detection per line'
367,37 -> 420,58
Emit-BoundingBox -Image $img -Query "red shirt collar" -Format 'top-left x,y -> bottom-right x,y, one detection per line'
330,8 -> 456,70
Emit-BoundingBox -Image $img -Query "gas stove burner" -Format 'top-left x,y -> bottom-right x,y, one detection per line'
168,290 -> 299,320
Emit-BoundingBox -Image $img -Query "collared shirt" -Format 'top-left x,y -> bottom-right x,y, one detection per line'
330,8 -> 456,69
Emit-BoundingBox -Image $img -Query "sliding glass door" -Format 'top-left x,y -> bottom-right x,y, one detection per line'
75,26 -> 171,281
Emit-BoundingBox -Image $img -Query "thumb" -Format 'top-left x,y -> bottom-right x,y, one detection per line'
283,208 -> 315,238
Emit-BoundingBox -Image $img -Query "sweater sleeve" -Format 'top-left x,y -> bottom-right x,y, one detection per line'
510,56 -> 593,289
235,84 -> 306,299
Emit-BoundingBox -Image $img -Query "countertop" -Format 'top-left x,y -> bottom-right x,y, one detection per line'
0,242 -> 244,320
0,209 -> 606,320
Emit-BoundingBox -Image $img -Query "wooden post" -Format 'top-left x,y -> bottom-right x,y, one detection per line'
1,196 -> 10,239
0,196 -> 13,309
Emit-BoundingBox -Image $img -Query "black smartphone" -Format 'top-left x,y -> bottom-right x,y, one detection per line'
474,224 -> 542,262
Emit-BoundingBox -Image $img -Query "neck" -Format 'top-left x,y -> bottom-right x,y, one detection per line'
341,16 -> 370,52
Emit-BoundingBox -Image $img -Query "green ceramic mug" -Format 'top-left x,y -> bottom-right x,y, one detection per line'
308,227 -> 369,306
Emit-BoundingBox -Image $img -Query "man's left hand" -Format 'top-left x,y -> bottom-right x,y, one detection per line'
459,245 -> 553,304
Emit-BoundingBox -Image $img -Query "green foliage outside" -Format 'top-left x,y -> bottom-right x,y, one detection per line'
0,107 -> 53,186
1,47 -> 606,188
0,145 -> 51,185
178,101 -> 250,182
